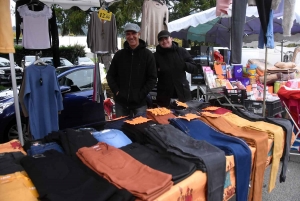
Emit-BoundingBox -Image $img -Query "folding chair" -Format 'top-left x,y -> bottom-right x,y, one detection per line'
202,66 -> 244,110
282,101 -> 300,156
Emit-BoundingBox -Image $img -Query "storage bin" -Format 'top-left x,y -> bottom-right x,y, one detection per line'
243,99 -> 283,117
224,88 -> 247,104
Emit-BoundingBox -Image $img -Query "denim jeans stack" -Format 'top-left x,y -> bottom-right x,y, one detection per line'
121,120 -> 157,144
27,142 -> 64,156
144,124 -> 226,201
169,118 -> 251,201
92,129 -> 132,148
121,143 -> 196,184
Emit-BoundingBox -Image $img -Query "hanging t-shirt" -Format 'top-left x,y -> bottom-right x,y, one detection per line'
23,64 -> 63,139
17,5 -> 52,49
140,0 -> 169,46
0,0 -> 15,53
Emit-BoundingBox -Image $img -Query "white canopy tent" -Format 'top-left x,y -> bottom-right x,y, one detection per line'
5,0 -> 120,145
168,3 -> 300,33
40,0 -> 120,10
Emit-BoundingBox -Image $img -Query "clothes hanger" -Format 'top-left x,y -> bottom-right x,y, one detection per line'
34,51 -> 47,66
152,0 -> 164,5
34,58 -> 47,66
27,0 -> 44,11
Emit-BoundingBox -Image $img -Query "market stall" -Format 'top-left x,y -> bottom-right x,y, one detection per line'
0,1 -> 298,201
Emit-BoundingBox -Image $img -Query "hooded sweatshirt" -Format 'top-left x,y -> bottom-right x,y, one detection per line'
106,39 -> 157,109
154,42 -> 197,107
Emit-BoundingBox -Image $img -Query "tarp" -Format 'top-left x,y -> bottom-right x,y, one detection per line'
168,1 -> 300,43
168,6 -> 259,33
17,0 -> 119,11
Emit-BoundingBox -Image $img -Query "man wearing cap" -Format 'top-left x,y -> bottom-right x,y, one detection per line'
154,30 -> 197,107
106,23 -> 157,117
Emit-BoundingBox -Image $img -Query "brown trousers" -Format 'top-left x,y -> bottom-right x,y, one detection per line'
77,142 -> 173,201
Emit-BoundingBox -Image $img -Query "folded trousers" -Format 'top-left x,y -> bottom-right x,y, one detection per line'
121,142 -> 196,184
104,116 -> 131,130
170,118 -> 252,201
27,142 -> 64,156
199,114 -> 269,201
0,151 -> 25,175
121,120 -> 157,144
0,139 -> 26,155
21,150 -> 130,201
144,124 -> 225,201
146,112 -> 176,124
223,113 -> 284,193
77,142 -> 173,201
92,129 -> 132,148
233,107 -> 293,184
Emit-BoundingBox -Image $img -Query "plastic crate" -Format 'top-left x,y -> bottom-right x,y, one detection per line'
224,89 -> 247,104
243,99 -> 283,117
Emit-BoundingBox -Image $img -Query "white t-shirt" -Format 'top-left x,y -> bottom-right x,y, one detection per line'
18,5 -> 52,49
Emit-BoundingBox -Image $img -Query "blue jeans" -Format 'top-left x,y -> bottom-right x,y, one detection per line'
115,102 -> 147,118
28,142 -> 64,156
169,118 -> 251,201
92,129 -> 132,148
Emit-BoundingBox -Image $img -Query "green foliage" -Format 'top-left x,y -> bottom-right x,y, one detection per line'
52,0 -> 216,37
0,44 -> 86,66
0,85 -> 7,91
54,6 -> 89,36
109,0 -> 144,34
285,43 -> 299,47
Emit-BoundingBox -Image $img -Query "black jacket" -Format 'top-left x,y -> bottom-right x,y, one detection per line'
154,42 -> 197,107
106,39 -> 157,109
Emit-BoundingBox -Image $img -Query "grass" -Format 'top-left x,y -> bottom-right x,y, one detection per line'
0,85 -> 8,91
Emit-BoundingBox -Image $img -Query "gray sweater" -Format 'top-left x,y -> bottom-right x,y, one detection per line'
87,12 -> 117,53
140,0 -> 169,46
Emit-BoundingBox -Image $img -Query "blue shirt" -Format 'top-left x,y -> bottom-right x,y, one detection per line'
23,64 -> 63,139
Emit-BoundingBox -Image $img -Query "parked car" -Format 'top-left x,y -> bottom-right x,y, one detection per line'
40,57 -> 73,67
0,65 -> 105,142
0,57 -> 23,86
21,55 -> 36,68
75,57 -> 95,65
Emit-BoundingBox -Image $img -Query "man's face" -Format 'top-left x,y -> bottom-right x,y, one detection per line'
125,31 -> 140,49
158,36 -> 172,48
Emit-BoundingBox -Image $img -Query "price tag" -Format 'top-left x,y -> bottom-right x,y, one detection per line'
98,9 -> 112,21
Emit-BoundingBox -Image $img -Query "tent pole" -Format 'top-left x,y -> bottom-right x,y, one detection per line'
262,47 -> 268,118
9,53 -> 24,145
281,40 -> 283,62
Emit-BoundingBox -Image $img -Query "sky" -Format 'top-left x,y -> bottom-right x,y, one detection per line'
10,0 -> 16,26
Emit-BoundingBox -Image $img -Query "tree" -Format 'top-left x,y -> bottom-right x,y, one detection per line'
54,0 -> 216,36
55,6 -> 89,36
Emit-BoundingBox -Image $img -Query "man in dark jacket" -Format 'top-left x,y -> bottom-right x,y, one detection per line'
154,30 -> 198,107
106,23 -> 157,117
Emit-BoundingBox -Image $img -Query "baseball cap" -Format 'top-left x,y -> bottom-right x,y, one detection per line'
124,23 -> 140,33
157,30 -> 171,40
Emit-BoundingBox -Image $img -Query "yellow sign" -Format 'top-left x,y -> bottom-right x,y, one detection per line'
98,9 -> 112,21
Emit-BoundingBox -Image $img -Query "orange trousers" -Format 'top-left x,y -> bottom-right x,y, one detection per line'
0,171 -> 39,201
77,142 -> 173,201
